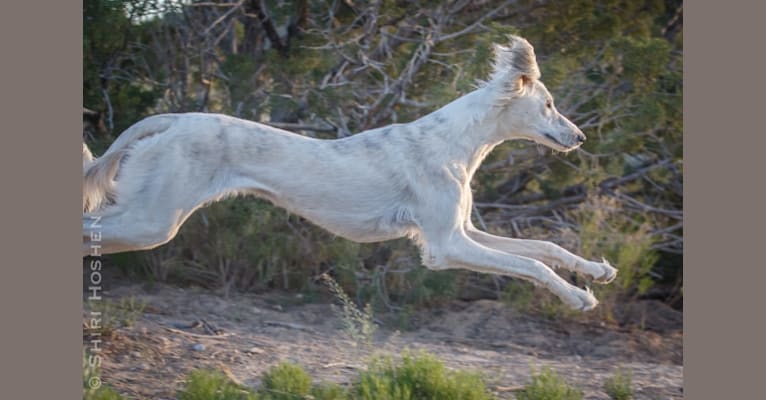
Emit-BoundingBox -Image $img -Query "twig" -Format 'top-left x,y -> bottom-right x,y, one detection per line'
189,2 -> 242,7
263,320 -> 318,334
162,327 -> 234,339
438,0 -> 517,42
202,0 -> 244,35
101,88 -> 114,132
472,202 -> 489,231
248,0 -> 286,55
261,121 -> 336,133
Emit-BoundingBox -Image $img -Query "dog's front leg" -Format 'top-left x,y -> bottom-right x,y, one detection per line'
422,232 -> 599,311
464,227 -> 617,284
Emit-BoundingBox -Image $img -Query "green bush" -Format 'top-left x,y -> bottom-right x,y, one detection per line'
356,352 -> 493,400
83,351 -> 126,400
575,196 -> 659,321
260,362 -> 349,400
180,364 -> 347,400
102,352 -> 495,400
501,279 -> 581,321
322,273 -> 377,348
309,383 -> 349,400
84,296 -> 147,338
84,386 -> 125,400
260,362 -> 313,399
603,367 -> 634,400
517,367 -> 583,400
179,370 -> 258,400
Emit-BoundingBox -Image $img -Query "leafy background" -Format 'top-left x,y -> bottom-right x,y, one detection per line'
84,0 -> 682,325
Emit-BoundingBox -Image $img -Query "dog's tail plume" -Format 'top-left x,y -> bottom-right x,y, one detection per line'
83,114 -> 176,213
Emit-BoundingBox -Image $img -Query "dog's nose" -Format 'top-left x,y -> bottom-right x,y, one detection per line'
576,134 -> 586,143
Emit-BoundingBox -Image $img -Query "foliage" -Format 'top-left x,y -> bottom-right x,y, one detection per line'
356,352 -> 492,400
98,352 -> 623,400
307,383 -> 349,400
83,0 -> 162,140
501,281 -> 577,321
260,361 -> 350,400
517,367 -> 583,400
139,352 -> 493,400
175,365 -> 348,400
84,0 -> 683,320
603,367 -> 634,400
179,369 -> 259,400
260,362 -> 312,399
83,351 -> 126,400
575,196 -> 659,321
84,296 -> 147,338
83,385 -> 125,400
321,273 -> 377,348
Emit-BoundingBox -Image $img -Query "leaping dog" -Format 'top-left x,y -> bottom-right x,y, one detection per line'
83,36 -> 617,310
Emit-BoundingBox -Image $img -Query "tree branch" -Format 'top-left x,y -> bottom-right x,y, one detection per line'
247,0 -> 286,55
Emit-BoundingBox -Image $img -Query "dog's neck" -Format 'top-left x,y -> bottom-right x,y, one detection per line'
413,86 -> 510,180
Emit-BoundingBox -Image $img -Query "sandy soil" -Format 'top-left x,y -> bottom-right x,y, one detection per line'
84,283 -> 682,400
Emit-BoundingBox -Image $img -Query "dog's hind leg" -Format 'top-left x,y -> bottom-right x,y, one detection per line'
82,208 -> 183,256
465,227 -> 617,284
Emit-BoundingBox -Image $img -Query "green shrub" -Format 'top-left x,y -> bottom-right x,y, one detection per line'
179,370 -> 258,400
83,351 -> 126,400
356,352 -> 493,400
84,386 -> 125,400
260,362 -> 313,399
96,353 -> 494,400
517,367 -> 582,400
603,367 -> 633,400
574,196 -> 659,321
501,280 -> 580,321
85,296 -> 147,338
322,273 -> 377,348
309,383 -> 349,400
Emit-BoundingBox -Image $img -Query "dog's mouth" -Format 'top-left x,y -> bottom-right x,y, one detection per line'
542,133 -> 580,152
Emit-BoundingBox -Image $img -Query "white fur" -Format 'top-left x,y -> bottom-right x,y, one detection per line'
82,36 -> 616,311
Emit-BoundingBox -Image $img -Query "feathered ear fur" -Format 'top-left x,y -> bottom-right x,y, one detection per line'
488,35 -> 541,99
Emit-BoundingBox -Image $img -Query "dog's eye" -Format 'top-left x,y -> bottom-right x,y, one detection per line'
545,100 -> 553,109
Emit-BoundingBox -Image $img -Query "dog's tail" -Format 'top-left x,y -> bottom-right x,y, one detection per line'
83,114 -> 177,213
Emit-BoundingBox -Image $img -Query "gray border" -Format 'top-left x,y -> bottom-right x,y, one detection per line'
685,2 -> 766,399
3,1 -> 764,399
0,2 -> 82,399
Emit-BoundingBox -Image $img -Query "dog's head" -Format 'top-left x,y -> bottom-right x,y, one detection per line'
488,36 -> 586,152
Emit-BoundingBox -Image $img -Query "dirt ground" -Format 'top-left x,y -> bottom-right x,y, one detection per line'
84,283 -> 682,400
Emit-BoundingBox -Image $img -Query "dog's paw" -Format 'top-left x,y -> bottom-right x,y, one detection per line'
561,286 -> 599,311
594,258 -> 618,284
580,258 -> 618,284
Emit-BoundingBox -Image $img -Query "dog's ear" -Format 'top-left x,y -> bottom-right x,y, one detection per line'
490,35 -> 541,97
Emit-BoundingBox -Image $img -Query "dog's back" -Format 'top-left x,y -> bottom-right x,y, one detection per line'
82,114 -> 178,213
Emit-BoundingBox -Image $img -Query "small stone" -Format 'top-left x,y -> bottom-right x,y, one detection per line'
192,343 -> 206,352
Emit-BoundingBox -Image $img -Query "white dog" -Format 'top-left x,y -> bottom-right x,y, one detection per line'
83,36 -> 617,310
